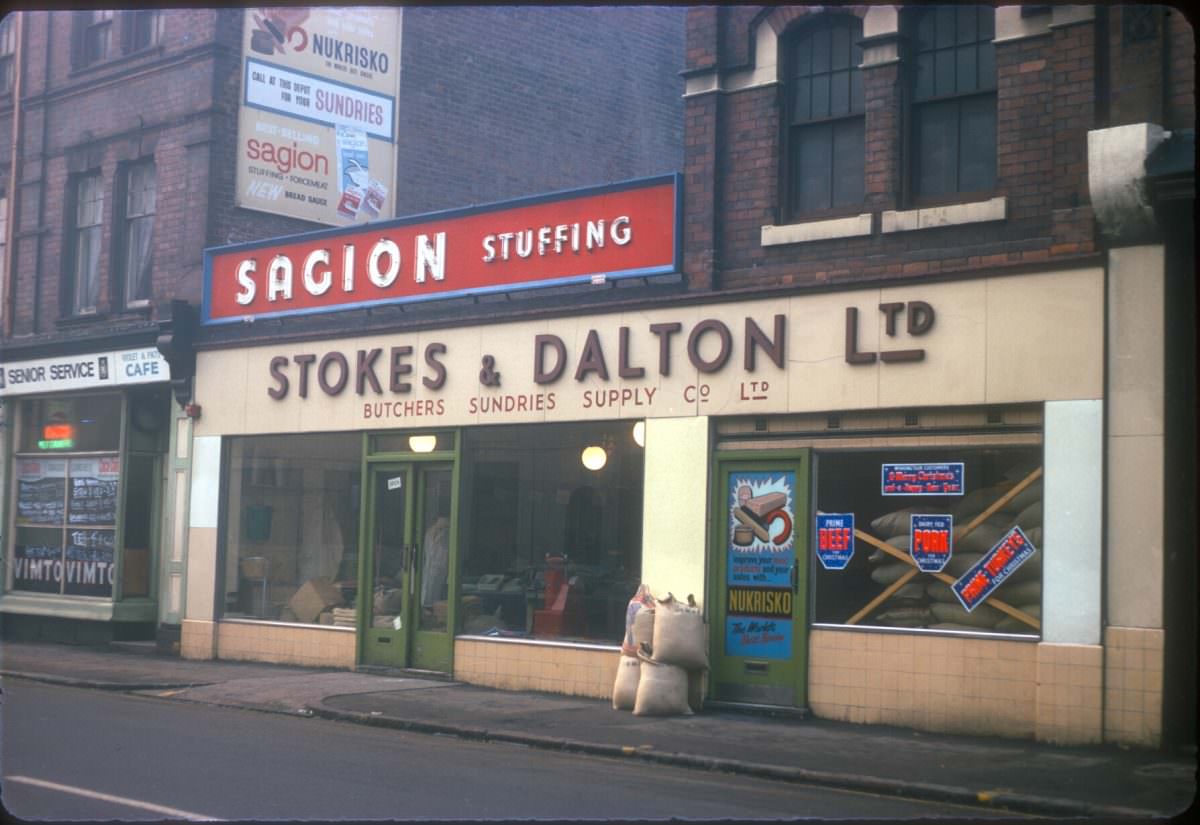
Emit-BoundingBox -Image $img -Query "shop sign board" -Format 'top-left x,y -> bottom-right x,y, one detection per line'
909,514 -> 953,573
726,471 -> 794,659
236,8 -> 401,226
814,513 -> 855,570
881,462 -> 964,496
952,525 -> 1037,612
205,174 -> 680,325
0,348 -> 169,398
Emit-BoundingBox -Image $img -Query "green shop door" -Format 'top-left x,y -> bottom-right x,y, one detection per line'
360,462 -> 455,672
709,452 -> 810,707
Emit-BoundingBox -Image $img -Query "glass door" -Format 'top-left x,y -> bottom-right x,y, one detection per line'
360,462 -> 455,672
708,452 -> 810,707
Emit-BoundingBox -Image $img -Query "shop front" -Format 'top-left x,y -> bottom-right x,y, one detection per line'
0,345 -> 173,642
180,176 -> 1107,738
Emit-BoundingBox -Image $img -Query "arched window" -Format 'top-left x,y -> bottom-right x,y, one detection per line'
907,5 -> 996,200
783,15 -> 865,219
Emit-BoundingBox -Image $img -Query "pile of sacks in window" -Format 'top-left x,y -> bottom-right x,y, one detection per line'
611,586 -> 707,716
867,475 -> 1043,632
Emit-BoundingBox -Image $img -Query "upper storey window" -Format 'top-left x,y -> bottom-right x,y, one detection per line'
784,15 -> 865,219
80,10 -> 114,66
908,5 -> 996,200
0,16 -> 16,94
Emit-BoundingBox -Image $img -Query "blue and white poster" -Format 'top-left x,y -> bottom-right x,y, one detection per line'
815,513 -> 855,570
726,471 -> 795,659
882,463 -> 965,496
910,514 -> 953,573
952,526 -> 1038,612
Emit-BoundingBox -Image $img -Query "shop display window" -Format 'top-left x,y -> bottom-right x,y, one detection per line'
813,446 -> 1042,636
221,433 -> 361,624
9,394 -> 124,598
459,421 -> 643,644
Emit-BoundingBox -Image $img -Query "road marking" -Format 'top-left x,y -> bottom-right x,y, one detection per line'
7,775 -> 222,821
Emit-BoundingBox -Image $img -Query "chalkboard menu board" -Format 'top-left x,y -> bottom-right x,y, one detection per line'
64,530 -> 116,597
67,457 -> 120,526
16,459 -> 67,525
11,542 -> 64,593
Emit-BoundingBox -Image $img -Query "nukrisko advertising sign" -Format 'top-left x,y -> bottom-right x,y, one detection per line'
236,7 -> 401,226
0,348 -> 169,397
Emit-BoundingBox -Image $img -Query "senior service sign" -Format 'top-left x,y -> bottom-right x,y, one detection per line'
237,7 -> 401,225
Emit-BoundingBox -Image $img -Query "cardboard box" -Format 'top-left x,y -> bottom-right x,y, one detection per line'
288,576 -> 344,623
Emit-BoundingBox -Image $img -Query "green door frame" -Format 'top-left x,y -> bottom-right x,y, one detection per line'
708,449 -> 811,708
357,431 -> 461,672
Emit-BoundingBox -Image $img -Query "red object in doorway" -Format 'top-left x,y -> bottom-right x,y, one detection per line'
533,554 -> 586,638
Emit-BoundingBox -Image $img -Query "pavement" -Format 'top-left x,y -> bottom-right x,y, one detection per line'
1,640 -> 1195,821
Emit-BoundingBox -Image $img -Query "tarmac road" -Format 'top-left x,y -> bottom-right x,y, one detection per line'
2,680 -> 1031,822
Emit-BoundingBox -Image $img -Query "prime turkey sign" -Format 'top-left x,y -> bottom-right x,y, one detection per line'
203,174 -> 680,325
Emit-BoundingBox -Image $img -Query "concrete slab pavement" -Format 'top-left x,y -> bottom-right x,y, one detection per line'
1,640 -> 1194,820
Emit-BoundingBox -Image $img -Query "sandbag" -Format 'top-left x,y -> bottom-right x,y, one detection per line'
652,594 -> 708,671
952,483 -> 1015,520
869,534 -> 910,564
621,584 -> 657,656
954,520 -> 1008,555
871,507 -> 920,538
943,552 -> 984,577
633,649 -> 692,716
1014,501 -> 1043,529
611,654 -> 641,710
1005,480 -> 1043,515
687,668 -> 706,713
888,581 -> 927,600
926,581 -> 960,603
872,606 -> 934,628
996,604 -> 1041,633
632,608 -> 655,654
993,579 -> 1041,604
870,561 -> 914,585
930,600 -> 1004,628
929,622 -> 983,632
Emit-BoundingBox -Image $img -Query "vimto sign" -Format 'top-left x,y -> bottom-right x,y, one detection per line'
203,175 -> 680,325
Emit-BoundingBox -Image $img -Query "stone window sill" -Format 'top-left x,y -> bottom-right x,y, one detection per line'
881,197 -> 1007,234
761,213 -> 873,247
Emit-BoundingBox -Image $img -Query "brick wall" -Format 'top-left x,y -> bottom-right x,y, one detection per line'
683,6 -> 1108,294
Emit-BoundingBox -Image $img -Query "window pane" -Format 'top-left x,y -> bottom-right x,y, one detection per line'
128,163 -> 156,216
915,9 -> 935,51
75,226 -> 101,312
935,5 -> 957,49
18,395 -> 123,453
15,457 -> 67,525
68,456 -> 119,526
914,52 -> 934,100
979,6 -> 995,40
222,433 -> 362,623
831,22 -> 850,70
978,41 -> 996,89
12,526 -> 65,593
957,45 -> 978,94
460,422 -> 644,644
791,36 -> 811,77
795,123 -> 833,213
793,77 -> 811,123
934,48 -> 956,98
956,4 -> 978,44
812,446 -> 1043,635
811,26 -> 830,73
850,65 -> 864,112
914,100 -> 957,196
125,215 -> 154,304
832,117 -> 865,208
64,528 -> 115,597
959,94 -> 997,192
811,72 -> 830,119
830,69 -> 850,116
121,453 -> 155,597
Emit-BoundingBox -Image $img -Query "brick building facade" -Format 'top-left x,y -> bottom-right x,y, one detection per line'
0,8 -> 683,643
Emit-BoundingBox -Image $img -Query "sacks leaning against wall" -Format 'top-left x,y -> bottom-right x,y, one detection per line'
612,587 -> 708,716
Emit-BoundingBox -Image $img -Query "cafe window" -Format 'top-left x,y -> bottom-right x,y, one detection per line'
220,433 -> 361,624
9,394 -> 124,598
459,421 -> 644,644
813,445 -> 1042,636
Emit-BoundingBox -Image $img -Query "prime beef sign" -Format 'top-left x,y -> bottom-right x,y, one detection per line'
203,175 -> 680,325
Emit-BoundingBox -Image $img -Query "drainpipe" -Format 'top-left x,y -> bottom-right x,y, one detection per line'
3,10 -> 23,338
29,9 -> 49,333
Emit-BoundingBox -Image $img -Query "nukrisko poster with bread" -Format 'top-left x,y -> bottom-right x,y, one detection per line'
726,472 -> 795,658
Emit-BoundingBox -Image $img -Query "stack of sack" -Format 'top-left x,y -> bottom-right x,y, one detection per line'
866,473 -> 1043,633
612,589 -> 708,716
